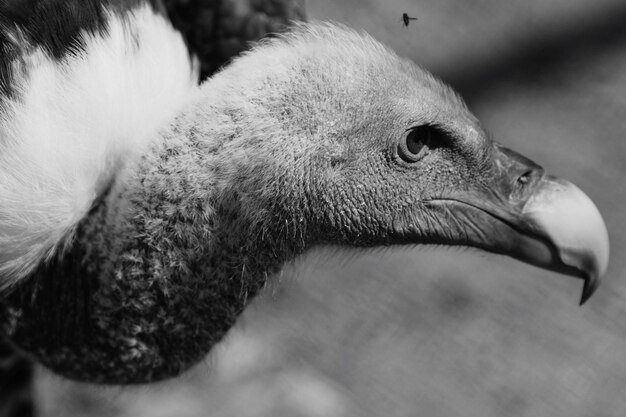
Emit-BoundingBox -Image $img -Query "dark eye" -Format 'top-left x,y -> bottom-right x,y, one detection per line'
397,125 -> 439,163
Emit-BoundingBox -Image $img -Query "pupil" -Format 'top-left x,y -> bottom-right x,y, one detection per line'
407,130 -> 425,154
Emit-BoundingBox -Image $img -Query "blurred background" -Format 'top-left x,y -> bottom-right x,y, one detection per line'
35,0 -> 626,416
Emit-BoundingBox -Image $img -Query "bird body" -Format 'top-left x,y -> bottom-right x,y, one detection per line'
0,1 -> 610,385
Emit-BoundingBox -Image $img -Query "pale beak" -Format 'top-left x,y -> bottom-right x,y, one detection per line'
521,176 -> 609,304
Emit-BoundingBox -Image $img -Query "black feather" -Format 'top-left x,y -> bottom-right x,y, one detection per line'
0,0 -> 163,97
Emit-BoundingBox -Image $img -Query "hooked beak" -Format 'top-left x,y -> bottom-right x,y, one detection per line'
519,176 -> 609,304
424,145 -> 609,304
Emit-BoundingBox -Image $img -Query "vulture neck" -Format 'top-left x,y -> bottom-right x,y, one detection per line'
3,105 -> 312,384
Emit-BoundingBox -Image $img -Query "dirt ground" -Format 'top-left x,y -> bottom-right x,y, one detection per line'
36,0 -> 626,416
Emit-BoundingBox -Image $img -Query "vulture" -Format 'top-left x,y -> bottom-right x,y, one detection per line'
0,0 -> 610,391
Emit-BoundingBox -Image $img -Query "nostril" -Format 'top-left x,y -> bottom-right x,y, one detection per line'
517,170 -> 532,186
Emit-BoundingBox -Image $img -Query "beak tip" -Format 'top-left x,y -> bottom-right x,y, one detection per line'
579,276 -> 600,305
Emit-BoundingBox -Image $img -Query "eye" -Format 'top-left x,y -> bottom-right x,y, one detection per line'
397,125 -> 439,163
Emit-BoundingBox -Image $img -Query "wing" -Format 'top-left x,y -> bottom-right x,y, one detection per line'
0,0 -> 198,292
164,0 -> 306,79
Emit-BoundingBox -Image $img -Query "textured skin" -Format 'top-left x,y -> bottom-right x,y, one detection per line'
1,24 -> 549,384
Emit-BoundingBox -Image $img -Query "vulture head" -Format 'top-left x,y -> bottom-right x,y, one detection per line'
0,18 -> 609,384
202,23 -> 609,296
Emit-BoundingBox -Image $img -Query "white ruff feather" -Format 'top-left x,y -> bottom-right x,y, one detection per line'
0,5 -> 198,291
